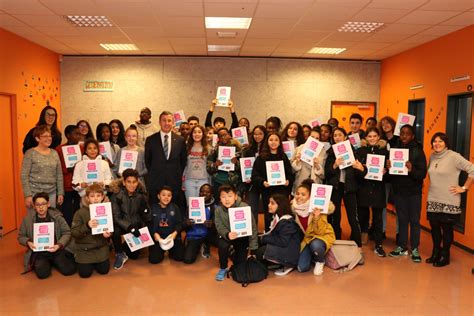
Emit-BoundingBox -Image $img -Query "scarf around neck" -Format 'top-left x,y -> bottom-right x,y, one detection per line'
292,199 -> 310,218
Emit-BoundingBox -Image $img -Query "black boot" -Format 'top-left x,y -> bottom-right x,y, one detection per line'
425,248 -> 440,264
433,250 -> 450,267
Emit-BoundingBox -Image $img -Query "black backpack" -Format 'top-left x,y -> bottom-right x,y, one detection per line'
227,257 -> 268,287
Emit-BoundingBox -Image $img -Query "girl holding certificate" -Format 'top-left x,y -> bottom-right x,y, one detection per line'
113,126 -> 147,184
425,132 -> 473,267
354,127 -> 389,256
72,139 -> 113,197
96,123 -> 120,169
281,122 -> 305,147
183,125 -> 211,201
251,132 -> 294,231
324,127 -> 364,249
387,125 -> 427,262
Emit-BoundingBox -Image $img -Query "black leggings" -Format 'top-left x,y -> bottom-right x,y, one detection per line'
77,260 -> 110,278
430,220 -> 454,256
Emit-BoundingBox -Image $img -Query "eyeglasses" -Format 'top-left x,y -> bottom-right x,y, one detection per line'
39,135 -> 52,138
34,202 -> 48,207
45,112 -> 56,117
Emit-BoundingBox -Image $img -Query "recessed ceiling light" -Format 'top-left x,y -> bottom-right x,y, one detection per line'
205,17 -> 252,29
307,47 -> 346,54
100,44 -> 139,51
65,15 -> 113,27
217,31 -> 237,38
338,21 -> 384,33
208,45 -> 241,52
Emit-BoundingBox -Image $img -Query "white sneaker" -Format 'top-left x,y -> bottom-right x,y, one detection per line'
274,267 -> 294,276
313,262 -> 324,276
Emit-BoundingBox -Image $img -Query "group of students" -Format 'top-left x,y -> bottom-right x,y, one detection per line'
18,100 -> 474,281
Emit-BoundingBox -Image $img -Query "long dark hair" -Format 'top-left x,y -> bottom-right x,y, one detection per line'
77,120 -> 94,139
270,194 -> 293,218
37,104 -> 61,137
260,132 -> 285,160
281,121 -> 305,146
96,123 -> 111,142
186,125 -> 209,157
248,125 -> 267,155
109,119 -> 126,145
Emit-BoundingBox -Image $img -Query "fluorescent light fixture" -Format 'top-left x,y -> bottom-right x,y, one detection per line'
307,47 -> 346,55
217,31 -> 237,38
208,45 -> 241,52
65,15 -> 113,27
450,75 -> 470,83
409,84 -> 424,90
100,44 -> 139,51
205,17 -> 252,29
338,21 -> 384,33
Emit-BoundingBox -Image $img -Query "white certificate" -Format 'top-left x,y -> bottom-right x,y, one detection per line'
89,202 -> 114,235
348,133 -> 361,149
33,222 -> 54,252
389,148 -> 409,175
232,126 -> 249,146
394,113 -> 416,136
300,136 -> 324,166
229,206 -> 252,238
365,154 -> 385,181
308,118 -> 321,128
240,157 -> 255,182
99,141 -> 114,163
282,141 -> 295,159
217,146 -> 236,171
266,160 -> 286,186
173,110 -> 186,127
118,150 -> 138,174
83,160 -> 101,183
123,227 -> 155,252
61,145 -> 81,168
216,86 -> 231,107
309,184 -> 333,214
332,140 -> 356,169
188,197 -> 206,224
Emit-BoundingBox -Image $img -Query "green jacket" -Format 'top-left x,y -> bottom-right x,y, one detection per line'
214,198 -> 258,250
71,203 -> 110,264
17,208 -> 73,272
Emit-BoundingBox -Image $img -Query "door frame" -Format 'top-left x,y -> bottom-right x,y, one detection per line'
0,92 -> 21,234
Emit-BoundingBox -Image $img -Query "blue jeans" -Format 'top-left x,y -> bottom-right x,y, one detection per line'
297,239 -> 326,272
184,179 -> 209,203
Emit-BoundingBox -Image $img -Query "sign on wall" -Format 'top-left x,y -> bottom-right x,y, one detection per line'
83,80 -> 114,92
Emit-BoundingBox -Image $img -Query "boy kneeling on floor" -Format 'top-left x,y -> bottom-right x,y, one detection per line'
18,192 -> 76,279
214,184 -> 258,281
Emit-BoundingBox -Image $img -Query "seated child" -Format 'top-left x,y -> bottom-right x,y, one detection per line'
17,192 -> 76,279
294,180 -> 335,276
214,184 -> 258,281
71,184 -> 111,278
183,184 -> 218,264
256,194 -> 303,277
148,186 -> 184,264
110,168 -> 151,270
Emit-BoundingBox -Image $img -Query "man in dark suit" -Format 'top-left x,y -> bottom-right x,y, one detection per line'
145,111 -> 187,206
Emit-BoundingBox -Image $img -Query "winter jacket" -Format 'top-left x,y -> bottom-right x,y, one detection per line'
110,179 -> 151,232
207,139 -> 242,186
251,152 -> 294,196
324,146 -> 359,194
388,139 -> 427,196
149,202 -> 183,239
261,215 -> 303,267
185,198 -> 216,240
354,140 -> 389,208
214,198 -> 258,250
71,198 -> 110,264
298,206 -> 336,253
18,208 -> 73,272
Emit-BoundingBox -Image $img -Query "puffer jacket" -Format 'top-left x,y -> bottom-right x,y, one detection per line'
71,197 -> 110,264
109,179 -> 151,232
297,203 -> 336,253
18,208 -> 73,272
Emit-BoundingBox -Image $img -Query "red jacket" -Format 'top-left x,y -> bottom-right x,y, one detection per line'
56,143 -> 84,192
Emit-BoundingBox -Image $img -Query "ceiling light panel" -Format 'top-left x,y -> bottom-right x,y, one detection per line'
338,21 -> 384,33
207,45 -> 241,52
66,15 -> 113,27
307,47 -> 347,54
205,17 -> 252,29
100,43 -> 138,51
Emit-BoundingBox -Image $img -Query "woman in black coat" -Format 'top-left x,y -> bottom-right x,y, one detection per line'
354,127 -> 389,257
256,194 -> 303,276
22,104 -> 62,153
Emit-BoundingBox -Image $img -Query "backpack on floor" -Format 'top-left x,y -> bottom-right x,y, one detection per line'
325,240 -> 362,272
227,257 -> 268,287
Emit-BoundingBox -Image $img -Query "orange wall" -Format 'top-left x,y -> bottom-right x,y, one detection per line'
0,28 -> 61,226
379,25 -> 474,250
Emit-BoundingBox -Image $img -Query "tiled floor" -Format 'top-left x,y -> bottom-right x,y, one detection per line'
1,214 -> 472,315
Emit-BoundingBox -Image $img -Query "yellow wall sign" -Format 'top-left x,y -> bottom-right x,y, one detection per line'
83,80 -> 114,92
